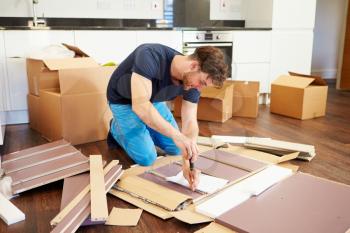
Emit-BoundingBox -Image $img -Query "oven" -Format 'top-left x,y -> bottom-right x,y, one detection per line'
182,31 -> 233,78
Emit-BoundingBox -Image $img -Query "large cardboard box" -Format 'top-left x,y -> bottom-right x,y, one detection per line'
39,66 -> 115,145
27,94 -> 42,133
173,82 -> 234,122
270,73 -> 328,120
228,80 -> 259,118
26,44 -> 98,96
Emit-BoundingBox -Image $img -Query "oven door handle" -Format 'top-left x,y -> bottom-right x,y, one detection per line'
184,43 -> 232,47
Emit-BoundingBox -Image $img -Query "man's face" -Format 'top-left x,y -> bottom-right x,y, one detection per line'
182,70 -> 213,91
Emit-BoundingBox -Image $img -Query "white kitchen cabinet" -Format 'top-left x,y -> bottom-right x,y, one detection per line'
3,30 -> 74,125
136,31 -> 183,52
232,63 -> 270,93
232,31 -> 271,63
4,30 -> 75,58
270,30 -> 314,88
231,31 -> 271,93
5,57 -> 28,111
0,31 -> 6,145
244,0 -> 317,29
272,0 -> 317,29
74,30 -> 138,65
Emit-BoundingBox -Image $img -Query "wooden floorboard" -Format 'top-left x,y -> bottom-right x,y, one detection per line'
0,85 -> 349,233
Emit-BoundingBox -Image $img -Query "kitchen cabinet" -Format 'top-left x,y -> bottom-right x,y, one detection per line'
272,0 -> 317,29
3,30 -> 74,124
4,30 -> 75,58
74,30 -> 138,65
136,31 -> 183,52
232,63 -> 270,93
270,30 -> 314,88
5,57 -> 28,111
0,31 -> 6,145
244,0 -> 316,29
231,31 -> 271,93
232,31 -> 271,63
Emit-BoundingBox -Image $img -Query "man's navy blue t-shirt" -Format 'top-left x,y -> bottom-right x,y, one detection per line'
107,43 -> 200,105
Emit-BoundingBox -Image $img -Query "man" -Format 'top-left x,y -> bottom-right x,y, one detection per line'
106,43 -> 228,190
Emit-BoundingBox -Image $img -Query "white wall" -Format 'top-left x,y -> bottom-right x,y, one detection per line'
312,0 -> 347,79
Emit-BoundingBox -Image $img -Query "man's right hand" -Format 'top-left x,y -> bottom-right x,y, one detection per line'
172,132 -> 199,162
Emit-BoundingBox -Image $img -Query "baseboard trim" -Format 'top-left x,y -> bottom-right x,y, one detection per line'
311,69 -> 337,79
6,110 -> 29,125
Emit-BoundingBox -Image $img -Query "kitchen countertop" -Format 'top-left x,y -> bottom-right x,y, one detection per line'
0,26 -> 272,31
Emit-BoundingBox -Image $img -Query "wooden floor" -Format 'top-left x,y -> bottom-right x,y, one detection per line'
0,85 -> 349,233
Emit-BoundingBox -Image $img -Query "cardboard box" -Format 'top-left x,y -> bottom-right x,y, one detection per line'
26,44 -> 98,96
27,94 -> 42,133
228,80 -> 259,118
39,66 -> 115,145
270,73 -> 328,120
173,82 -> 234,122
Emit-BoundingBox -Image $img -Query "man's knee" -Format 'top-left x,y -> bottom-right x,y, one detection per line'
135,152 -> 157,166
163,145 -> 181,156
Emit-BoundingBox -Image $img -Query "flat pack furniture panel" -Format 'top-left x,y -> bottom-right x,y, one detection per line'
89,155 -> 108,222
117,175 -> 192,211
0,192 -> 25,225
2,140 -> 90,194
195,156 -> 249,181
195,165 -> 293,218
51,161 -> 119,226
51,163 -> 123,233
2,145 -> 78,173
2,139 -> 70,163
200,149 -> 267,172
12,162 -> 89,194
60,173 -> 104,226
138,150 -> 267,204
61,173 -> 90,210
139,163 -> 202,198
216,172 -> 350,233
10,152 -> 88,185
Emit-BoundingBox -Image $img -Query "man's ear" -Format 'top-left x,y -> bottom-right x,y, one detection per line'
190,60 -> 200,71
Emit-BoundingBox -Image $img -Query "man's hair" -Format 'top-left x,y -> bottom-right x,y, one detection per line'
190,46 -> 228,87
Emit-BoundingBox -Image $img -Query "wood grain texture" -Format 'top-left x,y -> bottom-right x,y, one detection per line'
89,155 -> 108,221
0,84 -> 349,232
340,2 -> 350,89
50,161 -> 119,226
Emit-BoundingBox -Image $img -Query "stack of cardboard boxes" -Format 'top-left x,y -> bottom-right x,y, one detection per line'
27,44 -> 115,145
173,80 -> 260,122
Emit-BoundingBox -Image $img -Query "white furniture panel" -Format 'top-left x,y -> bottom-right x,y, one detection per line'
270,30 -> 314,87
232,63 -> 270,93
4,30 -> 75,58
232,31 -> 271,63
5,58 -> 28,111
136,31 -> 183,52
74,31 -> 138,65
272,0 -> 317,29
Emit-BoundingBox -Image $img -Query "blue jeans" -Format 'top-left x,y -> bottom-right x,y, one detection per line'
109,102 -> 181,166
